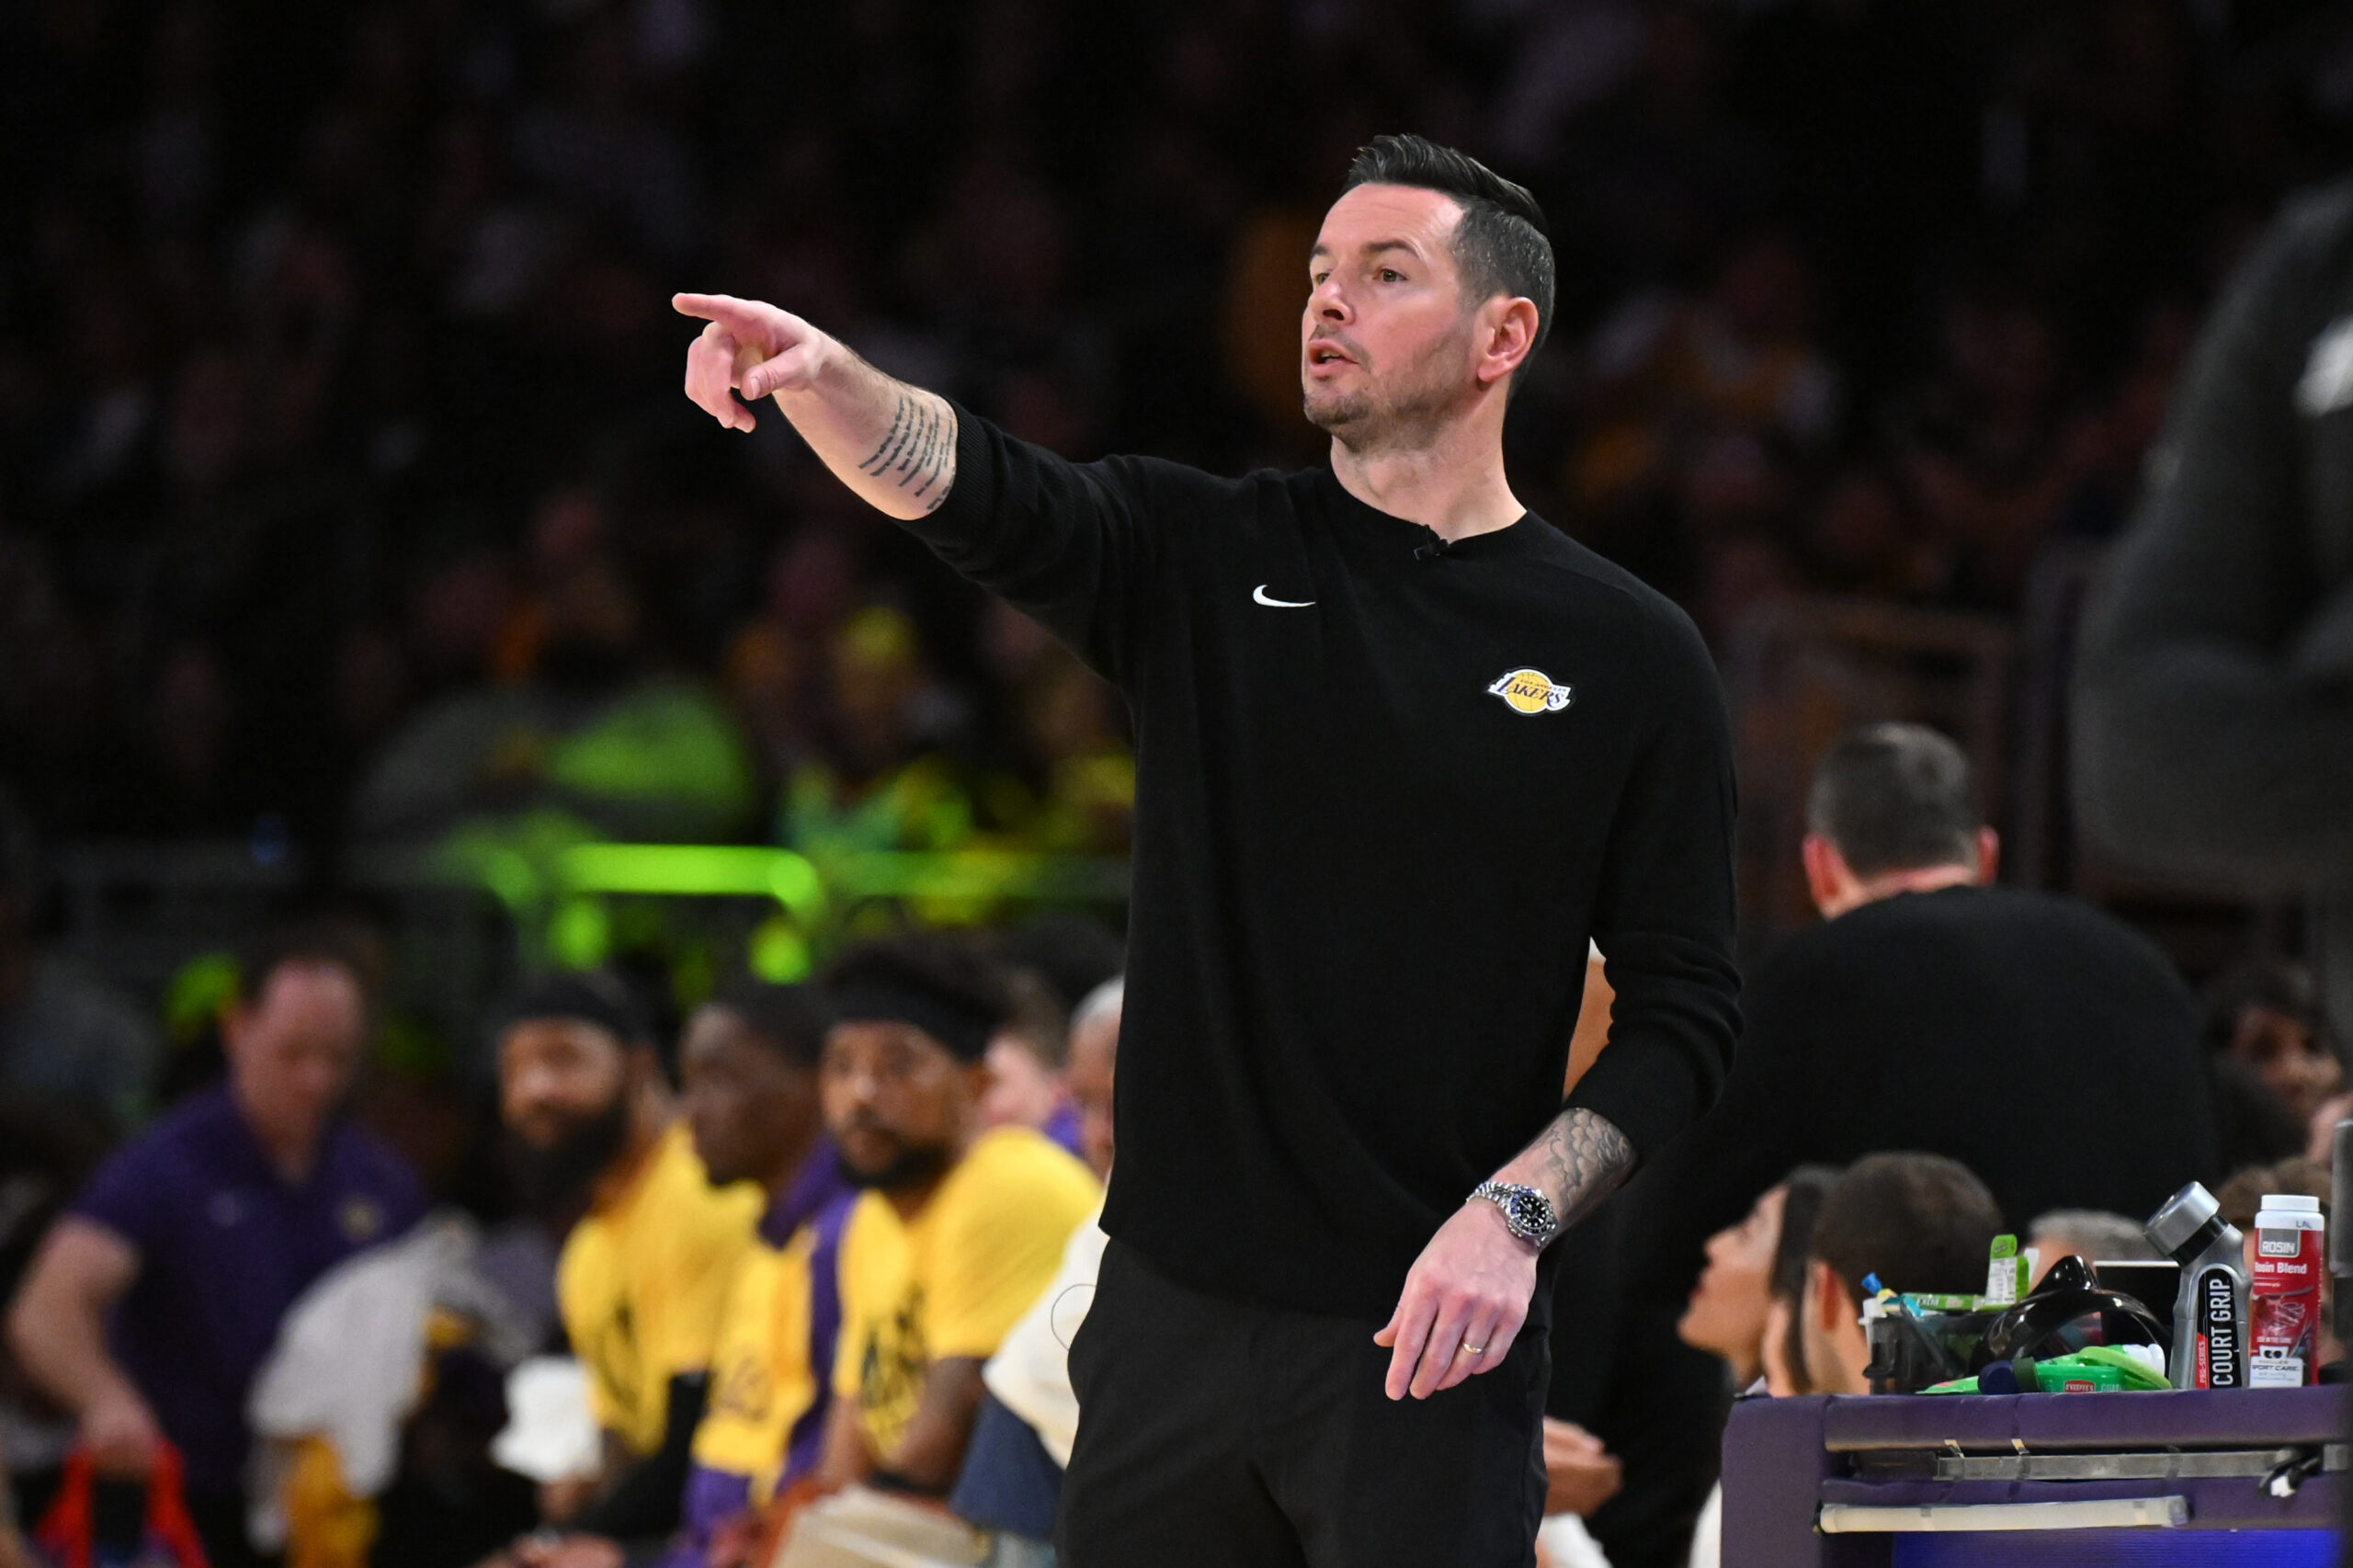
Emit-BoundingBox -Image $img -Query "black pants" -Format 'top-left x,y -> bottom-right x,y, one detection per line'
1058,1240 -> 1549,1568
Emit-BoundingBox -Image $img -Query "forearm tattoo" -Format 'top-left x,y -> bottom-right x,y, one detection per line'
858,390 -> 952,511
1536,1108 -> 1636,1228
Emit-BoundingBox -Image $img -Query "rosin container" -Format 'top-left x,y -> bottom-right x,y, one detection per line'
2250,1192 -> 2325,1387
2144,1182 -> 2250,1390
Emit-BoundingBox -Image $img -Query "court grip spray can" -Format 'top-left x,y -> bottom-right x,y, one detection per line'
2145,1182 -> 2251,1391
2250,1192 -> 2325,1387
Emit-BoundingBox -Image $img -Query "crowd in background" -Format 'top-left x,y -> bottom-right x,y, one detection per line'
1,0 -> 2351,857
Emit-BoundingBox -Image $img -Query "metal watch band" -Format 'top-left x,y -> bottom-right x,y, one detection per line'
1470,1179 -> 1561,1247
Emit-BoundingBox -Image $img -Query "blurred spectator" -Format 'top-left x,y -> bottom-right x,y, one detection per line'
1759,1166 -> 1840,1400
6,926 -> 423,1568
977,968 -> 1079,1160
1672,1165 -> 1840,1568
0,788 -> 160,1131
0,0 -> 2334,883
1571,228 -> 1837,509
779,606 -> 972,858
1061,976 -> 1120,1183
1889,283 -> 2090,608
1677,1183 -> 1788,1393
951,974 -> 1121,1568
2217,1155 -> 2335,1238
806,936 -> 1097,1510
2199,960 -> 2346,1172
493,972 -> 760,1545
2075,177 -> 2353,1038
2027,1209 -> 2158,1284
1802,463 -> 1930,601
355,494 -> 756,846
722,527 -> 863,783
1800,1153 -> 2004,1396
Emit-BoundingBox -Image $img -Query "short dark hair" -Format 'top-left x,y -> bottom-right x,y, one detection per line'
706,979 -> 832,1072
2200,959 -> 2330,1056
1810,1152 -> 2004,1305
236,918 -> 381,1009
1805,722 -> 1983,877
1341,133 -> 1554,375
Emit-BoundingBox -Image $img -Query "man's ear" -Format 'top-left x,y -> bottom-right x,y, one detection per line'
1973,827 -> 2001,884
1476,297 -> 1540,389
1801,834 -> 1854,916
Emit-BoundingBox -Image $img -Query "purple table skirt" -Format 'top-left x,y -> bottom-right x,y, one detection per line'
1722,1388 -> 2347,1568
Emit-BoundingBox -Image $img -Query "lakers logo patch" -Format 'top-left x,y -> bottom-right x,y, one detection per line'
1487,668 -> 1573,715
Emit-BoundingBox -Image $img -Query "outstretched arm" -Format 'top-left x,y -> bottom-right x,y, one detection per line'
673,293 -> 957,521
1374,1107 -> 1633,1401
676,290 -> 1188,684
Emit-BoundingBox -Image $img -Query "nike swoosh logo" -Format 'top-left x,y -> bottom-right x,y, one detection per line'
1253,585 -> 1315,608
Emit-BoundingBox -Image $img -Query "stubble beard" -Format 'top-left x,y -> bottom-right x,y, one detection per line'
1302,325 -> 1474,457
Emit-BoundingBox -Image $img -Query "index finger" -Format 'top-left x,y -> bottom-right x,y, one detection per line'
671,292 -> 765,335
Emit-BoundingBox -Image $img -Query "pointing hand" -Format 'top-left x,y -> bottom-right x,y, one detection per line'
672,293 -> 825,432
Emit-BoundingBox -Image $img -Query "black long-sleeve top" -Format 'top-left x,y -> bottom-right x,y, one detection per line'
906,409 -> 1741,1317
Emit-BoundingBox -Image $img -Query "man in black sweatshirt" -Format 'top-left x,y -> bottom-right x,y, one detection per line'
674,134 -> 1740,1568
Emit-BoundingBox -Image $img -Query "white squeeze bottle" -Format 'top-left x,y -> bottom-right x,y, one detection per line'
2250,1193 -> 2325,1388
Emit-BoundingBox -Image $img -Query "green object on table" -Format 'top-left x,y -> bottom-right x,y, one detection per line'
1922,1346 -> 2169,1395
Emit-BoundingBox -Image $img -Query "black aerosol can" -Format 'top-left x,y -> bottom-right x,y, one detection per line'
2145,1182 -> 2251,1390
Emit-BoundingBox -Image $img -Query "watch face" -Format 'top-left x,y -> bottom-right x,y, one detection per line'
1475,1183 -> 1556,1243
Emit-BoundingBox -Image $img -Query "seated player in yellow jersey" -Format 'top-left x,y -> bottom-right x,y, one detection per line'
809,935 -> 1101,1502
670,982 -> 858,1566
492,972 -> 762,1551
500,981 -> 858,1568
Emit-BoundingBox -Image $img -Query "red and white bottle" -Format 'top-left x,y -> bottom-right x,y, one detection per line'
2249,1193 -> 2325,1388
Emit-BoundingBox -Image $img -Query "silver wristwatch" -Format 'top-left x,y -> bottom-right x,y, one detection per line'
1469,1180 -> 1561,1248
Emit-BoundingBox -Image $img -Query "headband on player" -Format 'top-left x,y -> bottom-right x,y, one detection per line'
829,983 -> 996,1062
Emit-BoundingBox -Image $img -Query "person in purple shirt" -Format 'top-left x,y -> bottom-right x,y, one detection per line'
6,926 -> 424,1568
506,981 -> 853,1568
